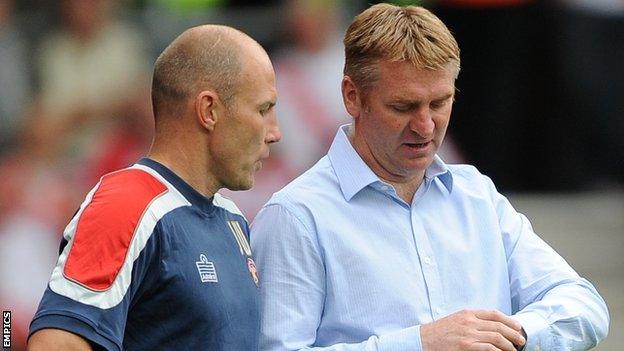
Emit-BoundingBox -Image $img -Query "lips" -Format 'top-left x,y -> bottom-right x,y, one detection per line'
261,152 -> 270,159
404,141 -> 431,149
255,150 -> 270,171
254,160 -> 263,171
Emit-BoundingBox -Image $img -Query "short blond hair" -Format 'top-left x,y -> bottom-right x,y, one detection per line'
344,3 -> 460,90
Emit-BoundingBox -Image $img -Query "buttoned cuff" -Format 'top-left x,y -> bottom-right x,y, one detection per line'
511,311 -> 549,351
378,325 -> 423,351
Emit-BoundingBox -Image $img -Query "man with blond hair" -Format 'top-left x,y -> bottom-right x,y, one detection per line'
27,24 -> 281,350
251,3 -> 608,351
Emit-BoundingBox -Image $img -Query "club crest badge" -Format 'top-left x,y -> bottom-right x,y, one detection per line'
196,254 -> 218,283
247,258 -> 259,287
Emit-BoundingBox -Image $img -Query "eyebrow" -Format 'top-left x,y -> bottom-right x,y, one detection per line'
390,93 -> 455,105
435,93 -> 455,101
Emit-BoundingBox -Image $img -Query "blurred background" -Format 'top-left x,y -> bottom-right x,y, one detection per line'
0,0 -> 621,349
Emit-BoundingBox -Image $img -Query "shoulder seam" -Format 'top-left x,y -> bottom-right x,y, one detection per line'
261,202 -> 320,251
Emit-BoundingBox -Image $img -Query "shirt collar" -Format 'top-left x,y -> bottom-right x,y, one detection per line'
426,154 -> 454,194
137,157 -> 216,214
328,124 -> 453,201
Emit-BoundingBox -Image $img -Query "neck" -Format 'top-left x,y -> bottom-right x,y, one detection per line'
387,178 -> 424,204
348,127 -> 424,204
148,136 -> 220,198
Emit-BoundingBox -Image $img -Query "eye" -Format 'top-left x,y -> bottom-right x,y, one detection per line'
390,104 -> 411,112
259,103 -> 275,116
430,100 -> 448,110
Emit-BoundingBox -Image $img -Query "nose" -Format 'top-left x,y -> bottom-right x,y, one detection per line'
265,113 -> 282,144
409,107 -> 435,138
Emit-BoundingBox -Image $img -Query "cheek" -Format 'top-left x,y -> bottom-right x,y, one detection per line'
254,121 -> 266,144
433,111 -> 451,131
365,109 -> 402,134
244,119 -> 266,150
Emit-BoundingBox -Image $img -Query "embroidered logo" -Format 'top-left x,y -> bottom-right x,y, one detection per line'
227,220 -> 252,256
247,258 -> 260,287
196,254 -> 218,283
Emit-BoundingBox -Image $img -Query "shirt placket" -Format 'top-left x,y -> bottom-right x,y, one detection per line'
411,180 -> 445,321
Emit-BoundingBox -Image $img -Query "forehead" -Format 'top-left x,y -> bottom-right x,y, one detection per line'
236,53 -> 277,103
371,60 -> 456,99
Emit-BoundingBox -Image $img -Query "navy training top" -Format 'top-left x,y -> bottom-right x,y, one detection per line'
30,158 -> 260,350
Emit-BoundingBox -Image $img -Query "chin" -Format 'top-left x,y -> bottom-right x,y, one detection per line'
231,178 -> 254,191
222,169 -> 255,191
404,157 -> 432,169
239,183 -> 253,191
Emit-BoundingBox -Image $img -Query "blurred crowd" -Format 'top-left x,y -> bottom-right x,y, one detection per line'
0,0 -> 622,349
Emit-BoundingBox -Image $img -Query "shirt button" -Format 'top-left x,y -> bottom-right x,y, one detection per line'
381,185 -> 389,191
423,257 -> 432,265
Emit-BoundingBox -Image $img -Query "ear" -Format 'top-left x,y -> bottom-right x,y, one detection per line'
342,75 -> 363,119
195,90 -> 220,132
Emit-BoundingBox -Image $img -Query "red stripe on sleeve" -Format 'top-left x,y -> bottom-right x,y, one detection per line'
64,169 -> 168,291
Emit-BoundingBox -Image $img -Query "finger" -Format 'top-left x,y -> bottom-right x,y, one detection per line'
477,320 -> 526,347
478,331 -> 517,351
475,310 -> 523,331
468,342 -> 503,351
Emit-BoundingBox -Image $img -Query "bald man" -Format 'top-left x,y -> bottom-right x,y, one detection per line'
27,25 -> 281,351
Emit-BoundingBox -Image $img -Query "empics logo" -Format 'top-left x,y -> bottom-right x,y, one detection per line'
2,310 -> 10,348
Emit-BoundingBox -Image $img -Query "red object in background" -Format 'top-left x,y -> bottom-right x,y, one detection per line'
84,126 -> 148,187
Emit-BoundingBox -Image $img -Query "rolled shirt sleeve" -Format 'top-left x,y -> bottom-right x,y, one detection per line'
490,177 -> 610,350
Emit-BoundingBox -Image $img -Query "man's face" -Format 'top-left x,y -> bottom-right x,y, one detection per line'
346,60 -> 456,184
210,53 -> 280,191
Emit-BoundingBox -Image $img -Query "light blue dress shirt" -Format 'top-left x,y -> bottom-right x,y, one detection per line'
251,125 -> 609,351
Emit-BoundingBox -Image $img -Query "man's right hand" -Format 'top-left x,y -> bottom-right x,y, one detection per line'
420,309 -> 526,351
